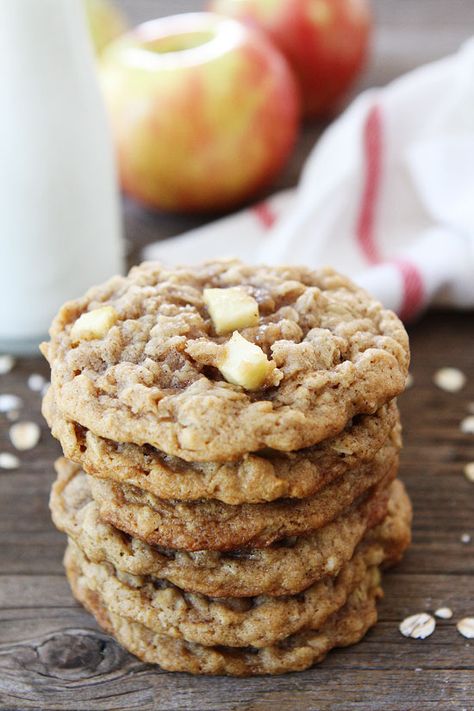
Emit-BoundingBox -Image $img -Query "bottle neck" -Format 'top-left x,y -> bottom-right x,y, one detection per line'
0,0 -> 94,67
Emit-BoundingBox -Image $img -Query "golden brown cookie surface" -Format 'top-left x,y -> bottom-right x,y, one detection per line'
42,260 -> 409,461
50,458 -> 410,597
66,549 -> 383,676
44,387 -> 399,504
88,439 -> 399,551
63,491 -> 410,649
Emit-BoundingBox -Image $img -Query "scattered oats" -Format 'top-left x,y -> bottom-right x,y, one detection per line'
0,394 -> 23,413
433,367 -> 466,393
435,607 -> 453,619
0,452 -> 20,470
0,355 -> 15,375
414,667 -> 423,672
461,533 -> 471,544
9,421 -> 41,451
464,462 -> 474,483
456,617 -> 474,639
399,613 -> 436,639
460,416 -> 474,434
6,410 -> 20,422
405,373 -> 414,388
27,373 -> 46,392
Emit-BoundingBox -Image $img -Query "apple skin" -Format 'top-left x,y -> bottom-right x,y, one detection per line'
209,0 -> 372,118
100,13 -> 300,213
84,0 -> 127,55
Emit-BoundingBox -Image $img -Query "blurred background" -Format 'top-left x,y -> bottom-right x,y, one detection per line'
1,0 -> 474,350
114,0 -> 474,256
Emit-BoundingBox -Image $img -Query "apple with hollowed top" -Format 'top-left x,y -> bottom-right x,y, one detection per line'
100,12 -> 300,212
209,0 -> 372,118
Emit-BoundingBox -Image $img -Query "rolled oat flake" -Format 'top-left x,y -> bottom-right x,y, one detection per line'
460,416 -> 474,434
9,421 -> 40,451
433,367 -> 466,392
27,373 -> 46,392
0,355 -> 15,374
0,452 -> 20,469
0,393 -> 22,412
434,607 -> 453,619
399,613 -> 436,639
464,462 -> 474,483
456,617 -> 474,639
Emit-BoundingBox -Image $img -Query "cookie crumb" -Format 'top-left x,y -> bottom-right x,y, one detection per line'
9,421 -> 41,451
461,533 -> 471,544
28,373 -> 47,392
433,367 -> 466,392
456,618 -> 474,639
0,452 -> 20,470
460,416 -> 474,434
0,394 -> 23,413
435,607 -> 453,619
399,613 -> 436,639
464,463 -> 474,483
0,355 -> 15,375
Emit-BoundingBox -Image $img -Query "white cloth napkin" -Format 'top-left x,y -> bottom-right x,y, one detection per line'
144,39 -> 474,321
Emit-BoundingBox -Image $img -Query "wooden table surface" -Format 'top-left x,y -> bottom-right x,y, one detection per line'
1,2 -> 474,709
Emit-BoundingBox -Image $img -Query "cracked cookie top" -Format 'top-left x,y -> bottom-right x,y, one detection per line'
42,260 -> 409,461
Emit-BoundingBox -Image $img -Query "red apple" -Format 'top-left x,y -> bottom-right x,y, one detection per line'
100,13 -> 300,213
209,0 -> 372,118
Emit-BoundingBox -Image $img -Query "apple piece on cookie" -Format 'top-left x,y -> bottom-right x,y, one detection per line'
204,287 -> 259,335
218,331 -> 274,390
70,306 -> 118,343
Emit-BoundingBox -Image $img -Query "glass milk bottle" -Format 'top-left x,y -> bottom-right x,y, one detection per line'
0,0 -> 124,353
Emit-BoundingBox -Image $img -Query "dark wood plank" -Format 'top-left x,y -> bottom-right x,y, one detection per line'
1,1 -> 474,709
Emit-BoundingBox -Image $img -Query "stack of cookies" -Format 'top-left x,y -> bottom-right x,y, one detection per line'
42,260 -> 412,676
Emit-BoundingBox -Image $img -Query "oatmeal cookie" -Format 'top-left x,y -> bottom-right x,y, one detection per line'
63,500 -> 409,649
42,260 -> 409,461
52,458 -> 405,597
88,440 -> 399,551
66,552 -> 383,676
44,387 -> 399,504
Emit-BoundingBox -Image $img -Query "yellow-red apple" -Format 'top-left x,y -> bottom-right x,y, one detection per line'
209,0 -> 372,118
100,12 -> 300,213
84,0 -> 127,55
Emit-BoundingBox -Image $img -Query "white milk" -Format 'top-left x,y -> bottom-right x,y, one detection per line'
0,0 -> 124,353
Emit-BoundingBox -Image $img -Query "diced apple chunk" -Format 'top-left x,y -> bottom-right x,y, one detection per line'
203,287 -> 259,335
70,306 -> 118,343
218,331 -> 273,390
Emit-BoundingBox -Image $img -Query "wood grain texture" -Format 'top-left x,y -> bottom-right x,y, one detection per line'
1,1 -> 474,709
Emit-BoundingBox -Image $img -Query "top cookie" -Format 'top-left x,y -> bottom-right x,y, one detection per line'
42,260 -> 409,461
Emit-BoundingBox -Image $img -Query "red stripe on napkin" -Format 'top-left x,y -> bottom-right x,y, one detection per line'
355,104 -> 425,321
252,201 -> 277,230
394,260 -> 425,321
356,104 -> 383,264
